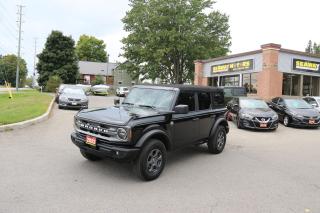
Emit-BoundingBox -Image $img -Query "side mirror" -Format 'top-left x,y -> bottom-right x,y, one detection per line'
114,98 -> 120,105
174,105 -> 189,114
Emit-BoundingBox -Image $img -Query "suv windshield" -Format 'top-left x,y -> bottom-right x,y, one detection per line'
240,99 -> 269,109
123,87 -> 175,110
285,99 -> 312,109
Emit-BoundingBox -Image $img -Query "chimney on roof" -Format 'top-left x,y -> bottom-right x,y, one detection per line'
261,43 -> 281,50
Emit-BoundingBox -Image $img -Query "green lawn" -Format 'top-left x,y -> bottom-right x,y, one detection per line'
0,91 -> 53,125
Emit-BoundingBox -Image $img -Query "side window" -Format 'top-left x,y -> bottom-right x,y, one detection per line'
198,92 -> 211,110
213,91 -> 224,108
176,91 -> 195,111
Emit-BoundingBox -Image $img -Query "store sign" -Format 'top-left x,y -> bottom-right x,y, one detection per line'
211,59 -> 254,74
293,59 -> 320,72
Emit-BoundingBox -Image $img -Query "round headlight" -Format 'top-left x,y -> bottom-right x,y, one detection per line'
117,128 -> 127,140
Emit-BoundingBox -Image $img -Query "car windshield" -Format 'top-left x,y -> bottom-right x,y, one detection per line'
284,99 -> 312,109
240,99 -> 269,109
63,88 -> 84,95
123,88 -> 129,91
123,87 -> 175,110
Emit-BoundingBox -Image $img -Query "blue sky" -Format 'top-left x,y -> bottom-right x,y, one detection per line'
1,0 -> 320,77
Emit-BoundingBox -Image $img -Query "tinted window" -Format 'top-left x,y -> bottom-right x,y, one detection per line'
233,88 -> 247,96
198,92 -> 211,110
213,91 -> 224,108
272,98 -> 279,104
223,88 -> 232,97
278,98 -> 285,105
176,92 -> 195,111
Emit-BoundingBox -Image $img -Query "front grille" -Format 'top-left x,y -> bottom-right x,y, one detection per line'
68,98 -> 81,101
254,117 -> 271,123
75,119 -> 117,138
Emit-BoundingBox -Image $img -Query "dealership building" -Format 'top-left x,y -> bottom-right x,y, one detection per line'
194,43 -> 320,100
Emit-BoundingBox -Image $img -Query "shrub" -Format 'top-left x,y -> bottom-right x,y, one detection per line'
92,75 -> 104,85
45,75 -> 62,92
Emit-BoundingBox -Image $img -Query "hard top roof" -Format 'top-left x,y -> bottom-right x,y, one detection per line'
133,84 -> 222,92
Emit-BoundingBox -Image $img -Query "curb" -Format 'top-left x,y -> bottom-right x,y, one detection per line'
0,97 -> 55,132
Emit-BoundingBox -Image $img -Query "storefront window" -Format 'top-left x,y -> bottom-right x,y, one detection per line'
220,75 -> 239,86
242,73 -> 257,94
282,74 -> 300,96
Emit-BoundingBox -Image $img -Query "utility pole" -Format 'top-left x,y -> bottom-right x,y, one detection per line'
33,37 -> 37,87
15,5 -> 24,91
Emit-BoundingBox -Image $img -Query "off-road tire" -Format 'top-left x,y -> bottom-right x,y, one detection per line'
207,125 -> 227,154
135,139 -> 167,181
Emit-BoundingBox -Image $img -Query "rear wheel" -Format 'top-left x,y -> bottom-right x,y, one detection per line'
283,115 -> 290,127
135,139 -> 166,181
80,149 -> 102,161
207,125 -> 227,154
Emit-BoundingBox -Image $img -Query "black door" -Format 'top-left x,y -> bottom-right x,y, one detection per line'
172,91 -> 199,148
196,92 -> 215,140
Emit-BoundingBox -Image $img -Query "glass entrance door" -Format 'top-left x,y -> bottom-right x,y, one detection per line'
303,76 -> 312,96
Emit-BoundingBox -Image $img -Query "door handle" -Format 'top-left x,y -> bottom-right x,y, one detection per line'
192,118 -> 200,121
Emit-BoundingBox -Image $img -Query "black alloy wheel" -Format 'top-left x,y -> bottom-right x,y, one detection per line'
135,139 -> 167,181
207,125 -> 227,154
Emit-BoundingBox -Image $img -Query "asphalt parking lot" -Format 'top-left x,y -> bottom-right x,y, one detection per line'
1,96 -> 320,213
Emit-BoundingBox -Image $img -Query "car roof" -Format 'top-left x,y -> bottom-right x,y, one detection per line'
133,84 -> 223,92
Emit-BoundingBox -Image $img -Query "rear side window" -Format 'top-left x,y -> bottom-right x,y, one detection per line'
233,88 -> 246,96
212,91 -> 224,108
176,91 -> 195,111
198,92 -> 211,110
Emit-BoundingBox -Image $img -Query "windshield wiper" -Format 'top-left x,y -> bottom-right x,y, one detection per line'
122,102 -> 134,105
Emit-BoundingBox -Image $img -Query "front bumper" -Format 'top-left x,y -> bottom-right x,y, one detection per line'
59,101 -> 88,109
71,132 -> 140,161
289,117 -> 320,128
240,118 -> 278,130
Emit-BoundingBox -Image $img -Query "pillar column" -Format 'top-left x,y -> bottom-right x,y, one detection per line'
257,43 -> 283,100
299,75 -> 304,96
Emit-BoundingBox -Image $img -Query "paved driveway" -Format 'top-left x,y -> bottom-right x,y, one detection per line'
0,95 -> 320,213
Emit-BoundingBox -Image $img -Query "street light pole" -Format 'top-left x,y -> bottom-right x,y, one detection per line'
15,5 -> 24,91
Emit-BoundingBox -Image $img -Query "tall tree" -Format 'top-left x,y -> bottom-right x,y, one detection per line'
0,54 -> 27,87
121,0 -> 231,84
37,30 -> 78,87
305,40 -> 313,53
76,35 -> 108,62
305,40 -> 320,54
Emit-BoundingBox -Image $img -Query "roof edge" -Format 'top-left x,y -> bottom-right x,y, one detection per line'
194,50 -> 262,64
280,48 -> 320,59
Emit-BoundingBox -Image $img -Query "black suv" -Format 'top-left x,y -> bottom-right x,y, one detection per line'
71,85 -> 229,180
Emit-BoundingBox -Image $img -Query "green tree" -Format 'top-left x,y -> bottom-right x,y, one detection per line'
76,35 -> 108,62
0,54 -> 27,87
37,30 -> 78,87
121,0 -> 231,84
305,40 -> 320,54
45,75 -> 62,92
92,75 -> 104,85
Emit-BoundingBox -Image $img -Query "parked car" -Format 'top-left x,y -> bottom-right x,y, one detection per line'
71,85 -> 229,181
220,86 -> 247,105
227,97 -> 278,130
55,84 -> 78,103
58,87 -> 88,110
268,97 -> 320,128
303,96 -> 320,112
91,84 -> 109,96
116,86 -> 130,97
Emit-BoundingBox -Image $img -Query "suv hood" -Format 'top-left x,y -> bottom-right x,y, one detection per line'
76,106 -> 160,125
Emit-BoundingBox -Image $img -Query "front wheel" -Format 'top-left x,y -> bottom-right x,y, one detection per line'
207,125 -> 227,154
283,115 -> 290,127
135,139 -> 167,181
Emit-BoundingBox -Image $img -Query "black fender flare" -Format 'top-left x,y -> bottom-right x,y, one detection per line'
135,129 -> 172,151
209,117 -> 229,138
